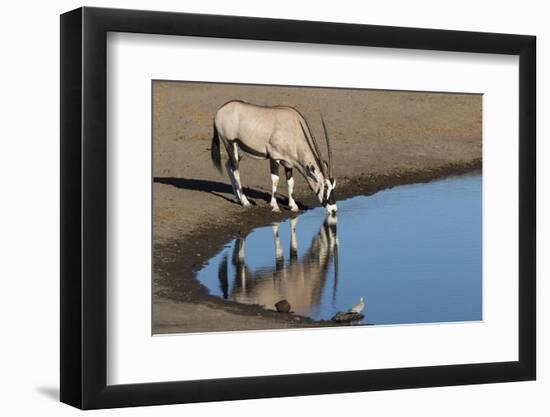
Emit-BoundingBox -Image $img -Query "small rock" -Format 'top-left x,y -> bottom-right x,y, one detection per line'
331,311 -> 364,323
275,299 -> 291,313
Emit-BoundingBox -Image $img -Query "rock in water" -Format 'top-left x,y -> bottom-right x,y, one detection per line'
331,311 -> 364,323
275,299 -> 291,313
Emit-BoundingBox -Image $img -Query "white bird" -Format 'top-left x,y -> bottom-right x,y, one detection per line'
350,297 -> 365,314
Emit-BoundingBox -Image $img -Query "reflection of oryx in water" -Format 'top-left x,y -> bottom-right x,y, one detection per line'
217,216 -> 339,316
210,100 -> 337,215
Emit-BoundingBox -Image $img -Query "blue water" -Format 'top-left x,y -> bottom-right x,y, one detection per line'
196,175 -> 482,325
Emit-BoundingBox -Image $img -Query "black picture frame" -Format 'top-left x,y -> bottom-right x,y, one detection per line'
60,6 -> 536,410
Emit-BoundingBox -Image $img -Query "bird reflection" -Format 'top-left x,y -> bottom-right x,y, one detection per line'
217,215 -> 339,316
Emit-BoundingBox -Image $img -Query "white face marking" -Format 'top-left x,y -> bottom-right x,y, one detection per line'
322,179 -> 337,214
326,213 -> 338,226
326,203 -> 337,215
325,179 -> 333,197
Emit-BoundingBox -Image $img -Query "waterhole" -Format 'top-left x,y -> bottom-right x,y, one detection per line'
196,175 -> 482,325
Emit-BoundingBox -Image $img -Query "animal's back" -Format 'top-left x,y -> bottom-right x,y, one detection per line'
215,101 -> 304,143
216,100 -> 302,121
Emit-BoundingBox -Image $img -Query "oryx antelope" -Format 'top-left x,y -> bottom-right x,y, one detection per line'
217,216 -> 339,316
210,100 -> 337,215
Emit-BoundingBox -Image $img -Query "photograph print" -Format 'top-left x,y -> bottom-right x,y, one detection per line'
152,80 -> 482,335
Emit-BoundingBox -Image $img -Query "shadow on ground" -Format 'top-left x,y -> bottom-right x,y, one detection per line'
154,177 -> 309,210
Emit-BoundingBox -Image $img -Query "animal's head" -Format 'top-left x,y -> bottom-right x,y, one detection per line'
321,176 -> 337,216
305,164 -> 337,215
303,115 -> 337,216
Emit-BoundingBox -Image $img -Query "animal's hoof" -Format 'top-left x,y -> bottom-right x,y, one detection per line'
271,207 -> 281,213
290,205 -> 299,213
242,201 -> 252,208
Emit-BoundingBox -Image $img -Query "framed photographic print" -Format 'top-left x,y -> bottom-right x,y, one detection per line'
60,6 -> 536,409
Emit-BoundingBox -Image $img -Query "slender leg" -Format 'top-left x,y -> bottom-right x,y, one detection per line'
270,160 -> 281,212
238,265 -> 246,290
289,217 -> 298,259
233,170 -> 251,207
218,255 -> 229,299
225,160 -> 239,201
221,138 -> 238,202
227,142 -> 250,207
271,223 -> 284,271
285,168 -> 299,212
232,236 -> 247,290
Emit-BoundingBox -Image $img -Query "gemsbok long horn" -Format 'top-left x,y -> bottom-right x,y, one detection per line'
299,120 -> 327,177
321,115 -> 334,181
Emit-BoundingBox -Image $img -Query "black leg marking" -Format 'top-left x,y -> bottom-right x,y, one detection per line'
285,167 -> 293,180
270,159 -> 280,177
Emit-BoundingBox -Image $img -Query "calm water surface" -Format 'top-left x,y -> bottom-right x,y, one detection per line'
196,175 -> 482,325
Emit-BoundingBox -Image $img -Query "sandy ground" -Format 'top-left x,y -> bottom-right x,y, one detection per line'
152,81 -> 482,334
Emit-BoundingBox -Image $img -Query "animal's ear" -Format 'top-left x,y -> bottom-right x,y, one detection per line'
306,164 -> 319,181
330,177 -> 336,187
322,160 -> 329,172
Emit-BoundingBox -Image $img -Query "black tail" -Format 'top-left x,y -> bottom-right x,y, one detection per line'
210,122 -> 222,173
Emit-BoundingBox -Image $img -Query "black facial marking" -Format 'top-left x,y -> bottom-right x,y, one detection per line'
322,185 -> 329,207
321,183 -> 336,207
